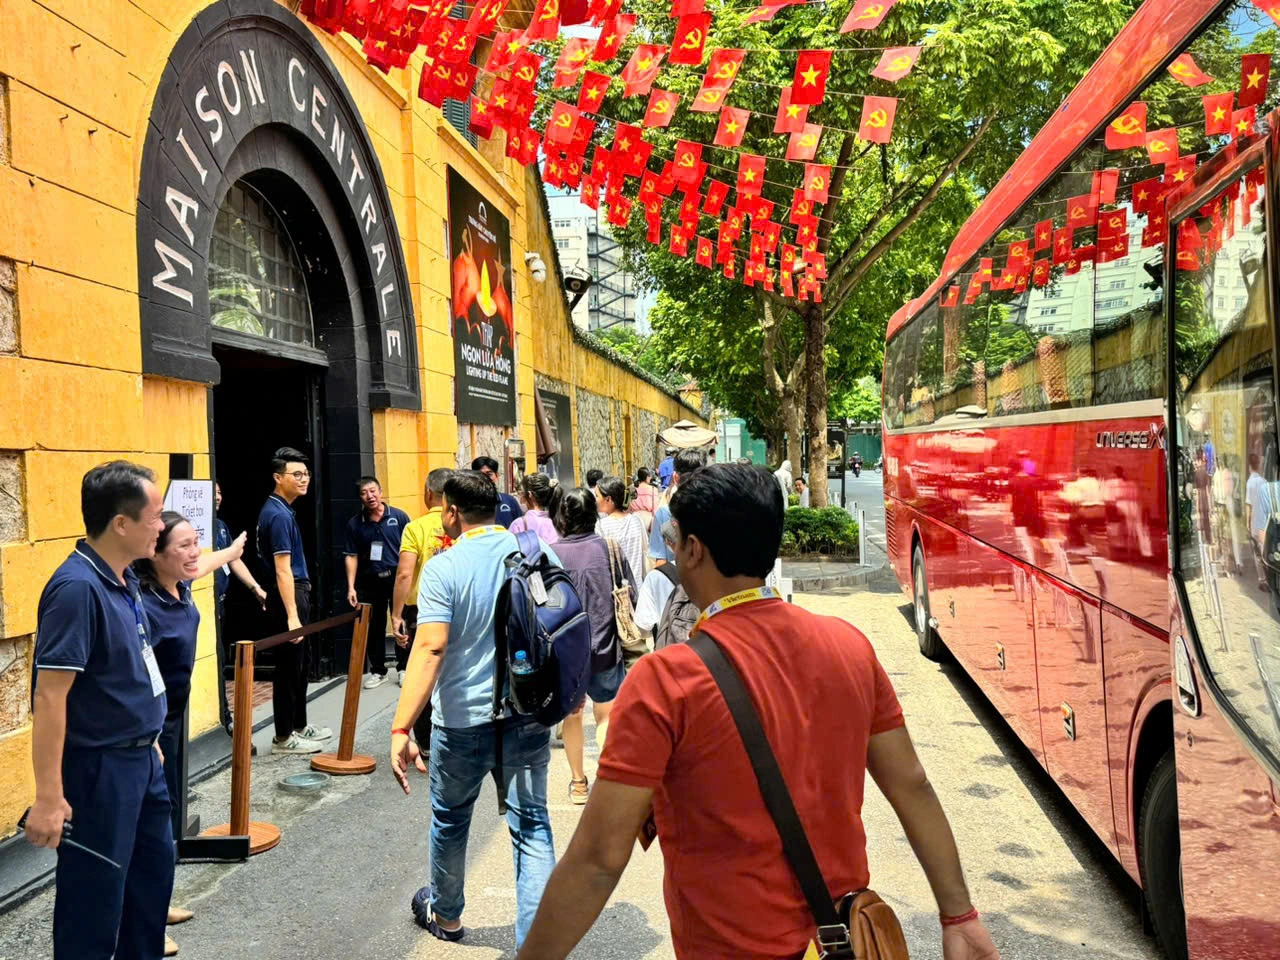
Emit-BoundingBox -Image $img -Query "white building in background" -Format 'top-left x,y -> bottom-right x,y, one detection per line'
547,193 -> 648,334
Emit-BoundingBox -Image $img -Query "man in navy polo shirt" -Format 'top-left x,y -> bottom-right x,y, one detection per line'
471,456 -> 524,529
257,447 -> 331,755
344,476 -> 411,688
26,461 -> 172,958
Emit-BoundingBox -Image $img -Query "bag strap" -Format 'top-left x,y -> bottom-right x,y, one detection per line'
656,563 -> 679,587
515,529 -> 542,565
605,538 -> 625,590
687,632 -> 852,954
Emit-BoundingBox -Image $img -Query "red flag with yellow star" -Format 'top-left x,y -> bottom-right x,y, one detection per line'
803,163 -> 831,203
1142,211 -> 1168,247
1232,105 -> 1257,140
704,179 -> 730,215
737,154 -> 766,197
841,0 -> 897,32
670,12 -> 711,65
469,96 -> 494,138
1145,128 -> 1179,164
786,124 -> 823,161
775,86 -> 809,134
871,46 -> 921,83
1034,219 -> 1053,251
1167,52 -> 1213,88
669,228 -> 690,257
1052,228 -> 1074,264
670,0 -> 705,16
592,14 -> 636,61
621,45 -> 668,96
643,89 -> 680,127
858,96 -> 897,143
1240,53 -> 1272,107
714,107 -> 750,147
1130,177 -> 1165,214
1163,157 -> 1196,186
578,72 -> 610,112
791,50 -> 832,106
1204,92 -> 1234,135
1105,101 -> 1147,149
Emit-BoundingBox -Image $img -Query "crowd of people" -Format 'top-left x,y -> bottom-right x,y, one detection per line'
23,444 -> 1000,960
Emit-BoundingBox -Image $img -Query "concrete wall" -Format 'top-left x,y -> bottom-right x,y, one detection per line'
0,0 -> 705,835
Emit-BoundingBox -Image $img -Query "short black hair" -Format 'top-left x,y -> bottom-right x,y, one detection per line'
271,447 -> 308,474
471,456 -> 499,473
443,470 -> 498,522
426,467 -> 453,496
596,475 -> 626,507
358,475 -> 381,490
555,486 -> 599,537
585,468 -> 604,487
522,472 -> 564,513
636,466 -> 651,483
673,447 -> 707,479
82,461 -> 155,538
670,464 -> 783,578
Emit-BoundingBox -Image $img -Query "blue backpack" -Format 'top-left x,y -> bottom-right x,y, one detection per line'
492,531 -> 592,729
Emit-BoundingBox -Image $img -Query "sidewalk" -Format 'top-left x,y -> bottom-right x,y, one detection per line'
782,537 -> 891,592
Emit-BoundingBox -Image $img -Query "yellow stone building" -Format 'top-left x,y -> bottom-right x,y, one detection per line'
0,0 -> 705,835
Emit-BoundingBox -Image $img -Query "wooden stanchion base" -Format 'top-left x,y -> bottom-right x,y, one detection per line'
310,753 -> 377,775
202,821 -> 281,856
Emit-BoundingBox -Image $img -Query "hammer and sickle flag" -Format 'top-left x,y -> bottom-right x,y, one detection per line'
786,123 -> 823,161
703,49 -> 747,91
643,89 -> 681,128
841,0 -> 897,32
1251,0 -> 1280,26
1099,208 -> 1127,241
674,140 -> 705,187
942,284 -> 960,308
621,44 -> 669,97
1105,101 -> 1147,150
871,46 -> 921,83
803,163 -> 831,202
1066,192 -> 1098,229
524,0 -> 560,40
714,106 -> 751,147
791,50 -> 832,106
1167,52 -> 1213,88
696,236 -> 714,267
858,95 -> 897,144
670,12 -> 711,65
554,38 -> 594,79
1145,128 -> 1180,165
670,0 -> 706,17
546,101 -> 580,145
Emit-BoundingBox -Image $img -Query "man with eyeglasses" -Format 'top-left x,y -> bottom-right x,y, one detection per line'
256,447 -> 331,754
470,456 -> 524,529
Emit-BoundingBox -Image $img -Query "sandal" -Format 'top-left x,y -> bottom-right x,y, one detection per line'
410,886 -> 465,941
569,776 -> 590,805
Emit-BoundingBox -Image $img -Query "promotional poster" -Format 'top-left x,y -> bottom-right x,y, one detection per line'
538,389 -> 575,481
448,167 -> 516,424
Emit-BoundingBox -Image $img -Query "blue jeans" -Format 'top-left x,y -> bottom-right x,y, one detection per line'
429,718 -> 555,947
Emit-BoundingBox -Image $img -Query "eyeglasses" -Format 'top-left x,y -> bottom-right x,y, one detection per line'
285,470 -> 311,480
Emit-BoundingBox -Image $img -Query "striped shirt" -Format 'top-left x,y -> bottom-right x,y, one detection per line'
596,512 -> 648,587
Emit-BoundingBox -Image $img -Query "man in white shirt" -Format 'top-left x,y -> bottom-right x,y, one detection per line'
634,522 -> 679,637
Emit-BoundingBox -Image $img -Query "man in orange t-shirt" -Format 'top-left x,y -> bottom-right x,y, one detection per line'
514,464 -> 999,960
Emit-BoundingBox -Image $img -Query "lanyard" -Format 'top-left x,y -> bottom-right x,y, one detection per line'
460,525 -> 504,541
693,585 -> 779,633
75,549 -> 150,649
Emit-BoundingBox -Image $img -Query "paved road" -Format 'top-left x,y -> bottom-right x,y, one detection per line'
0,586 -> 1161,960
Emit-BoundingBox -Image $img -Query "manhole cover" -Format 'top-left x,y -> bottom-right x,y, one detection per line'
278,771 -> 330,794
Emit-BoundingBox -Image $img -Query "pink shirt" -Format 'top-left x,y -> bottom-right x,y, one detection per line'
509,508 -> 559,544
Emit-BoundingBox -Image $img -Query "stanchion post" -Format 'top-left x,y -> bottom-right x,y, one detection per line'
858,509 -> 867,567
311,604 -> 377,775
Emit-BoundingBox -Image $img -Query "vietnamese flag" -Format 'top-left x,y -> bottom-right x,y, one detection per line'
859,96 -> 897,143
1203,92 -> 1234,135
1067,193 -> 1098,228
546,101 -> 580,144
1240,53 -> 1271,108
1164,156 -> 1196,186
674,140 -> 704,185
1131,177 -> 1165,214
1105,101 -> 1147,150
841,0 -> 897,32
803,163 -> 831,203
670,12 -> 711,65
670,0 -> 705,15
737,153 -> 766,197
1232,105 -> 1257,140
1142,211 -> 1168,247
669,228 -> 690,257
1252,0 -> 1280,26
791,50 -> 832,106
1034,219 -> 1053,250
871,46 -> 921,83
578,71 -> 611,112
786,124 -> 823,161
1167,52 -> 1213,88
703,49 -> 746,90
775,85 -> 810,133
1145,128 -> 1180,164
1092,169 -> 1119,205
714,106 -> 750,147
592,14 -> 636,61
643,89 -> 681,127
678,192 -> 700,222
704,179 -> 730,215
621,45 -> 668,96
469,96 -> 494,138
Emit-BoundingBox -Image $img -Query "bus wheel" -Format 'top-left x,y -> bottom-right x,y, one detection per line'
912,545 -> 945,661
1139,751 -> 1188,960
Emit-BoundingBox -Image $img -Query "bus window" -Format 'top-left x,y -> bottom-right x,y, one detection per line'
1173,166 -> 1280,768
903,303 -> 941,427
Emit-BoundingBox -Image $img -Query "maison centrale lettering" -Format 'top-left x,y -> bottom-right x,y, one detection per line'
136,3 -> 419,408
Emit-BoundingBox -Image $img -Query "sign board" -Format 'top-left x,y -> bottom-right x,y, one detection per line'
164,480 -> 215,550
539,389 -> 575,482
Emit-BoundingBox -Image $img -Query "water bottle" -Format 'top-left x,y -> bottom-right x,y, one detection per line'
511,650 -> 535,676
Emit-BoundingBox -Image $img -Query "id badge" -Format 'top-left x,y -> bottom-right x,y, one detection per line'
141,644 -> 167,697
370,542 -> 384,563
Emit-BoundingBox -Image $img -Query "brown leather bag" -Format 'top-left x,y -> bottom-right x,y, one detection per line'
688,633 -> 910,960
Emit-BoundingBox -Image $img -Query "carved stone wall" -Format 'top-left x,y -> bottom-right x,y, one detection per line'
576,389 -> 616,477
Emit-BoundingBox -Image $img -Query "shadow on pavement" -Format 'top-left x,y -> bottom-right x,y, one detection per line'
463,901 -> 664,959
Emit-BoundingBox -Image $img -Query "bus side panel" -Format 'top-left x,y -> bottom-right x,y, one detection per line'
1101,605 -> 1170,884
1032,572 -> 1117,857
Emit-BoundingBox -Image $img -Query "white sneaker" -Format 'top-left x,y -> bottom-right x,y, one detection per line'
271,734 -> 323,755
363,674 -> 387,690
296,723 -> 332,740
394,670 -> 403,687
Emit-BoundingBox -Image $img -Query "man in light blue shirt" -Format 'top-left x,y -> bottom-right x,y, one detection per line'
648,447 -> 707,565
390,471 -> 559,948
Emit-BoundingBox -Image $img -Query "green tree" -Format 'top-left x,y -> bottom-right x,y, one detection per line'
593,325 -> 684,387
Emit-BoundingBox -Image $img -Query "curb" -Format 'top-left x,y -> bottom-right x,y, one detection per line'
790,562 -> 886,592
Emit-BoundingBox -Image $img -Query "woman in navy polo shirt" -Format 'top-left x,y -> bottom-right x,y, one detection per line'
134,510 -> 245,953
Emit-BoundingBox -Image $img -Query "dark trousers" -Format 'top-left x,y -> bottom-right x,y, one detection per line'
400,604 -> 433,746
268,580 -> 312,740
357,572 -> 394,675
55,745 -> 174,959
157,688 -> 191,845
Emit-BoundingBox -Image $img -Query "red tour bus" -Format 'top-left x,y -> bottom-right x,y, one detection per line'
883,2 -> 1280,957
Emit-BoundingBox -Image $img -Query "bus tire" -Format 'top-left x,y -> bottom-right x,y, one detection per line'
1138,750 -> 1188,960
912,545 -> 945,661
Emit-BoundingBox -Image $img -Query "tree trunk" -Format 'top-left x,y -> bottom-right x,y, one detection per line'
784,379 -> 805,477
804,303 -> 830,508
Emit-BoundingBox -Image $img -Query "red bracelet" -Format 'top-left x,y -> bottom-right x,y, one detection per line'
392,728 -> 411,737
940,908 -> 979,928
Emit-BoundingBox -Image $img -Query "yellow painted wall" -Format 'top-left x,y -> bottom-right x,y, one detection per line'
0,0 -> 705,836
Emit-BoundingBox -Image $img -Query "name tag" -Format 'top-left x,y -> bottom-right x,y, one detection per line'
141,644 -> 167,697
528,570 -> 548,605
370,542 -> 384,563
221,564 -> 230,576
